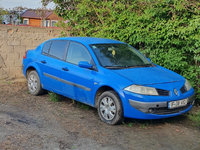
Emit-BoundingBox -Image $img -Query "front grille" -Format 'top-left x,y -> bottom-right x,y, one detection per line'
156,89 -> 170,96
180,85 -> 187,94
150,101 -> 193,115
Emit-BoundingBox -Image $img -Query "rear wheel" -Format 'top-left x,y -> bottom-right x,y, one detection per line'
97,91 -> 123,125
27,70 -> 43,95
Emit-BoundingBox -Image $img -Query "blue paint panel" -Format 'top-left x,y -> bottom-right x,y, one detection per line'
111,65 -> 185,85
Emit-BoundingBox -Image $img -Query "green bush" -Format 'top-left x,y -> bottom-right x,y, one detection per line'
53,0 -> 200,103
188,109 -> 200,126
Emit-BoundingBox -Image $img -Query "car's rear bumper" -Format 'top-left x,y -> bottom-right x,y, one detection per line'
122,88 -> 195,119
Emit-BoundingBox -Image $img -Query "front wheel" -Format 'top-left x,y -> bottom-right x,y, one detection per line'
97,91 -> 123,125
27,70 -> 43,95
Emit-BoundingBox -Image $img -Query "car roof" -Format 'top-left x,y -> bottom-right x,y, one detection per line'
49,37 -> 124,45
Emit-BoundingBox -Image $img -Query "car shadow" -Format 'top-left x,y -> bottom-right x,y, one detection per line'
123,114 -> 190,128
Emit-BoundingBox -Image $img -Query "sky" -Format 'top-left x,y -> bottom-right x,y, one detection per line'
0,0 -> 55,9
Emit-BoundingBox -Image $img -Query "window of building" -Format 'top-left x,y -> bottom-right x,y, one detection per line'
51,20 -> 58,27
45,20 -> 50,27
23,19 -> 29,25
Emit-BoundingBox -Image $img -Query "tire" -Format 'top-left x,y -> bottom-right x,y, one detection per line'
27,70 -> 43,96
97,90 -> 123,125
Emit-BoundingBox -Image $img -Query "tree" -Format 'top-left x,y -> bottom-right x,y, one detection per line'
35,8 -> 48,27
42,0 -> 54,7
40,0 -> 55,27
0,8 -> 8,24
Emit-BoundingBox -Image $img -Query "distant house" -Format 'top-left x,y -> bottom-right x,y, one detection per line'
21,9 -> 61,27
2,10 -> 23,25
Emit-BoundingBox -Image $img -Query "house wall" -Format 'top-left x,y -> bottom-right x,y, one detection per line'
48,13 -> 62,21
29,18 -> 41,27
0,25 -> 64,81
23,18 -> 41,27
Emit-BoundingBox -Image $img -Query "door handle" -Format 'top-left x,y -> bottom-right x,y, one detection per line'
62,67 -> 69,71
41,60 -> 47,64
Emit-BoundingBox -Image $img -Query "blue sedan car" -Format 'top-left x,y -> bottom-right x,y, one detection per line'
23,37 -> 195,125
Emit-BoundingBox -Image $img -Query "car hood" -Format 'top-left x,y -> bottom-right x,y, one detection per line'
111,66 -> 184,85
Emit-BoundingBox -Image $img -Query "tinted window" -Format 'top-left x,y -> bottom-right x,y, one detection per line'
42,41 -> 51,54
49,40 -> 68,60
66,42 -> 92,65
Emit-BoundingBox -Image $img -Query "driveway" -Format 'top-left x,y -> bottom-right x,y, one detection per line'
0,81 -> 199,150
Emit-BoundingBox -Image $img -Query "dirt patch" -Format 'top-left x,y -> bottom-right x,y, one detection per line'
0,81 -> 200,150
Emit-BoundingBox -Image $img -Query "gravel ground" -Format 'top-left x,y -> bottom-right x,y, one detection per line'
0,81 -> 199,150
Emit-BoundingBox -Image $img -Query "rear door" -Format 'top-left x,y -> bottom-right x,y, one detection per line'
62,41 -> 97,105
38,40 -> 69,93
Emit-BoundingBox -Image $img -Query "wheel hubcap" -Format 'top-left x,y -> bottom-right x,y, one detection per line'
28,74 -> 38,93
100,96 -> 116,120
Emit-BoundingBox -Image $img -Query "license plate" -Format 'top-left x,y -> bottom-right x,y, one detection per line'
168,99 -> 188,109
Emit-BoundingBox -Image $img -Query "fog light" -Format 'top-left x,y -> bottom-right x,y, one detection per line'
148,108 -> 153,113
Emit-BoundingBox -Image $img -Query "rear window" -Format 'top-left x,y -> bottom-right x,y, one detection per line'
49,40 -> 68,60
42,41 -> 51,54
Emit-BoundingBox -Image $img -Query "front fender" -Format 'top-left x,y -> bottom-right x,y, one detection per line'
92,82 -> 126,109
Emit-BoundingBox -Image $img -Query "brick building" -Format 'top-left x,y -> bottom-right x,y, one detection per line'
21,9 -> 62,27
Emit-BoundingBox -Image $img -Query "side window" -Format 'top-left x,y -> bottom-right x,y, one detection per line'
49,40 -> 68,60
42,41 -> 51,54
66,42 -> 92,65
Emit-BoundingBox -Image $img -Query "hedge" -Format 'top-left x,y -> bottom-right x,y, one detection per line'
54,0 -> 200,103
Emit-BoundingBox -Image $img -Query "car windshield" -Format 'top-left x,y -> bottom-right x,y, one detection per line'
90,43 -> 152,69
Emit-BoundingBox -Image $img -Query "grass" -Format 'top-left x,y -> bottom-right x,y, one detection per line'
48,92 -> 61,102
71,145 -> 76,149
140,122 -> 150,129
6,80 -> 12,85
127,122 -> 133,127
123,120 -> 150,128
47,92 -> 90,110
76,102 -> 90,110
188,109 -> 200,126
2,80 -> 12,85
122,120 -> 135,127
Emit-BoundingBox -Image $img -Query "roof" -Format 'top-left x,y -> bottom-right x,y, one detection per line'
21,9 -> 53,19
49,37 -> 124,45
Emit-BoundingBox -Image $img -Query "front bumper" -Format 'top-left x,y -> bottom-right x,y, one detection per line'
121,87 -> 195,119
129,95 -> 195,115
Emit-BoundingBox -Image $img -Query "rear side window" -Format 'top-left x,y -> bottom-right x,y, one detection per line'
49,40 -> 68,60
66,42 -> 92,65
42,41 -> 51,54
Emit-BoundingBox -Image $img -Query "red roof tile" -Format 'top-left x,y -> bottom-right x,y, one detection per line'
21,9 -> 53,19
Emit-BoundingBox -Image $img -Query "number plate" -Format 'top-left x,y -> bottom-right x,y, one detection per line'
168,99 -> 188,109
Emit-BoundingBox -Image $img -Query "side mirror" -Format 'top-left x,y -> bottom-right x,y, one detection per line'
147,58 -> 151,62
78,61 -> 93,69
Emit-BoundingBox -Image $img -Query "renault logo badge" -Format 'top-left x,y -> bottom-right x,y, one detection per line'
174,89 -> 178,96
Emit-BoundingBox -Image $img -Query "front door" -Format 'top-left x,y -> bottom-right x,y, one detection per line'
62,41 -> 96,105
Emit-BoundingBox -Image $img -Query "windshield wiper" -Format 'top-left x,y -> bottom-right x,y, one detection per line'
137,64 -> 153,67
104,64 -> 154,69
104,66 -> 126,69
126,64 -> 154,68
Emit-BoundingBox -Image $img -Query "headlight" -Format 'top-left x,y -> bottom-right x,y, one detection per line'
124,85 -> 158,95
185,79 -> 192,91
